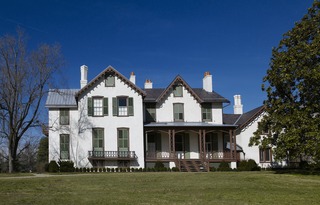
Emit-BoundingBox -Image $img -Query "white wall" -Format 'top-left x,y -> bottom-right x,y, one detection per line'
48,76 -> 145,168
155,86 -> 224,124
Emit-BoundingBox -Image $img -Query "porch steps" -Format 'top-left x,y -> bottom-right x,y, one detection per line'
178,160 -> 207,172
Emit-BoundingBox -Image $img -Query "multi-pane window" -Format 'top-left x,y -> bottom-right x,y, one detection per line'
88,97 -> 108,116
145,103 -> 156,122
173,103 -> 184,121
173,85 -> 183,97
113,97 -> 134,116
260,148 -> 272,162
205,133 -> 218,152
59,109 -> 69,125
202,103 -> 212,122
60,134 -> 69,160
92,128 -> 104,152
93,98 -> 103,116
105,75 -> 115,87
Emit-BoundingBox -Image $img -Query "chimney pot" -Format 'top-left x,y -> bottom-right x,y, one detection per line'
144,79 -> 153,89
129,71 -> 136,84
203,71 -> 212,92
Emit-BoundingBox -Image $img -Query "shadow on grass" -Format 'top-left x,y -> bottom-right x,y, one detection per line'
272,168 -> 320,175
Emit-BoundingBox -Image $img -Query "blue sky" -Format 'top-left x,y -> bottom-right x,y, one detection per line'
0,0 -> 314,113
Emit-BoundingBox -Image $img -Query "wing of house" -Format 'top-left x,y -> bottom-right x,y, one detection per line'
46,65 -> 268,171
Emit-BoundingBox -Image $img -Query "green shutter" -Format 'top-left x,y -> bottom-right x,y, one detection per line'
112,97 -> 118,116
103,98 -> 108,116
88,97 -> 93,116
128,97 -> 134,116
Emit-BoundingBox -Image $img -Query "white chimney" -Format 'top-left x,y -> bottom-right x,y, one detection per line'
80,65 -> 88,88
129,72 -> 136,84
203,71 -> 212,92
144,79 -> 153,89
233,95 -> 243,114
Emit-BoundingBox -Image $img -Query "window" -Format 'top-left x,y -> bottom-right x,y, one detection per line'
260,148 -> 272,162
173,85 -> 183,97
173,103 -> 184,121
145,103 -> 156,122
60,134 -> 69,160
205,133 -> 218,152
105,75 -> 115,87
118,128 -> 129,157
113,97 -> 134,116
202,103 -> 212,122
260,148 -> 271,162
60,109 -> 69,125
88,97 -> 108,116
92,128 -> 104,152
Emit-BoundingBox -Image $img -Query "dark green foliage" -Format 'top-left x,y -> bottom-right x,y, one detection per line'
48,160 -> 59,173
59,161 -> 74,172
250,1 -> 320,164
107,168 -> 111,172
217,162 -> 232,171
238,160 -> 261,171
103,168 -> 106,172
131,168 -> 135,172
111,168 -> 115,172
154,161 -> 165,171
210,167 -> 216,172
37,137 -> 48,165
171,167 -> 179,172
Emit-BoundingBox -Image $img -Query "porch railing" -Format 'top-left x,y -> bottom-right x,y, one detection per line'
146,151 -> 239,161
88,151 -> 137,160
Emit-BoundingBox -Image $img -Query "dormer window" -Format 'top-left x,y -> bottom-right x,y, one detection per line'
105,75 -> 115,87
202,103 -> 212,122
173,85 -> 183,97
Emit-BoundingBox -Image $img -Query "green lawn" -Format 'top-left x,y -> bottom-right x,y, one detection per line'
0,172 -> 319,205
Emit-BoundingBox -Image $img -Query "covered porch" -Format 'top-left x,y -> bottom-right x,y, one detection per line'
144,122 -> 240,170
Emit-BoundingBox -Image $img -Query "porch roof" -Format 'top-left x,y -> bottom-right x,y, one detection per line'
144,122 -> 238,128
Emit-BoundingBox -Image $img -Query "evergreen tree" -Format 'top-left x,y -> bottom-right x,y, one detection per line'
250,1 -> 320,164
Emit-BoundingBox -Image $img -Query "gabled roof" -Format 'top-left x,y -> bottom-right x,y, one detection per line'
76,65 -> 146,97
143,75 -> 229,104
45,89 -> 79,108
223,106 -> 265,130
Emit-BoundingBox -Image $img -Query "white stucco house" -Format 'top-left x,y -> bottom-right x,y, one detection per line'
46,65 -> 273,171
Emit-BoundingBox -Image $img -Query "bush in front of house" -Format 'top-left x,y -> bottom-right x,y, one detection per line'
59,161 -> 75,172
238,159 -> 261,171
217,161 -> 232,171
48,160 -> 59,173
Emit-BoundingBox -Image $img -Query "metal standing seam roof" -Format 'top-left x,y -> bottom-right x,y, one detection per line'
45,89 -> 79,108
143,88 -> 229,103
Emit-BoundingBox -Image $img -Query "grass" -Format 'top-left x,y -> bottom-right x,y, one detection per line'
0,172 -> 320,205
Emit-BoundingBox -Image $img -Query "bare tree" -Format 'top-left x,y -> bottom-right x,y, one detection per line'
0,30 -> 63,173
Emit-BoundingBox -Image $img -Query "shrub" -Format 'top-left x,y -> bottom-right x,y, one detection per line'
154,161 -> 165,171
48,160 -> 59,173
111,168 -> 115,172
103,168 -> 106,172
238,159 -> 261,171
59,161 -> 74,172
210,167 -> 216,172
107,168 -> 110,172
171,167 -> 179,172
127,167 -> 130,172
131,168 -> 135,172
217,162 -> 232,171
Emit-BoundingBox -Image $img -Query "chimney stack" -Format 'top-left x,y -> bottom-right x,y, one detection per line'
203,71 -> 212,92
144,79 -> 153,89
233,95 -> 243,114
80,65 -> 88,88
129,72 -> 136,84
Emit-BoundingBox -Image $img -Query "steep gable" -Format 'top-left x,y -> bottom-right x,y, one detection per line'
76,65 -> 146,97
